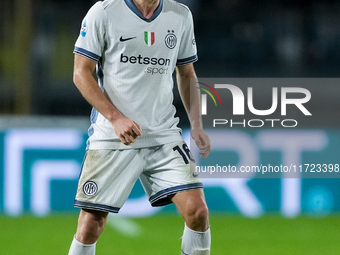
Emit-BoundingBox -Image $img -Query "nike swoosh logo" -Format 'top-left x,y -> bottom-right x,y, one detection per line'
120,36 -> 136,42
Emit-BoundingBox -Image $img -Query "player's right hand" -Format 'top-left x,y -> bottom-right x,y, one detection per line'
111,115 -> 142,145
191,128 -> 211,158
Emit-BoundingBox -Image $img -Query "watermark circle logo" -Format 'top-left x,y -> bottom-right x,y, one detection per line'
165,33 -> 177,49
83,181 -> 98,197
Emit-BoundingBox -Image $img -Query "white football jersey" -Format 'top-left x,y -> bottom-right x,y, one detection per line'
74,0 -> 198,149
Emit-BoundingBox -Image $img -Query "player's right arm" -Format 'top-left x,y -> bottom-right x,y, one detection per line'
73,54 -> 142,145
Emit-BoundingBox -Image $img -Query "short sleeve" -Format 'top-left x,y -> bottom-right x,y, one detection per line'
73,2 -> 106,62
176,10 -> 198,66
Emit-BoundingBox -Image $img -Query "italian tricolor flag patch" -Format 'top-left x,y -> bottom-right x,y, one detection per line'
144,31 -> 155,46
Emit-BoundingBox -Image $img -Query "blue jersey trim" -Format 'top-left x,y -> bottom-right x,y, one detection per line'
74,200 -> 120,213
90,108 -> 98,124
124,0 -> 163,22
74,46 -> 101,62
87,109 -> 97,150
86,124 -> 95,150
97,57 -> 104,90
177,55 -> 198,66
149,182 -> 203,207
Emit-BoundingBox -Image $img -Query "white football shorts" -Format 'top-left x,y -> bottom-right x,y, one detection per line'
74,141 -> 203,213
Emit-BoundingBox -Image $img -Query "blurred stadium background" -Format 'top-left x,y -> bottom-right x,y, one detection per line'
1,0 -> 340,254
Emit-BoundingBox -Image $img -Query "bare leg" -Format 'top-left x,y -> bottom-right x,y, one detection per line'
171,189 -> 211,255
171,189 -> 209,231
68,209 -> 108,255
75,209 -> 108,243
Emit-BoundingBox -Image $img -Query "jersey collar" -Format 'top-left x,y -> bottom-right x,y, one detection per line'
124,0 -> 163,22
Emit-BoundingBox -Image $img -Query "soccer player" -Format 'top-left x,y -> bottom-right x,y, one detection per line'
68,0 -> 211,254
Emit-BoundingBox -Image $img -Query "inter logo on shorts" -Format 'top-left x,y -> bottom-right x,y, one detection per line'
144,31 -> 155,46
165,30 -> 177,49
83,181 -> 98,197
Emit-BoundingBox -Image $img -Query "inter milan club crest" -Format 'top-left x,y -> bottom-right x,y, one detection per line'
165,30 -> 177,49
83,181 -> 98,197
144,31 -> 155,46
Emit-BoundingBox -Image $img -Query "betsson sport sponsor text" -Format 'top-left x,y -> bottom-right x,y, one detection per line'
120,53 -> 170,75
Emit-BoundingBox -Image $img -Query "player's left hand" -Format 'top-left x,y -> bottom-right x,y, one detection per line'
191,128 -> 211,158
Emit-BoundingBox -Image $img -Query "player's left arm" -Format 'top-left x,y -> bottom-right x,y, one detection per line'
176,63 -> 211,158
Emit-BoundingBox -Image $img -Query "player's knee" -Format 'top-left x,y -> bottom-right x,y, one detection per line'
76,226 -> 99,244
186,204 -> 209,231
76,220 -> 104,244
195,205 -> 209,223
76,210 -> 108,244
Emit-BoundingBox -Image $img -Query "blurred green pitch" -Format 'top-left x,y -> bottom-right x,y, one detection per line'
0,214 -> 339,254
